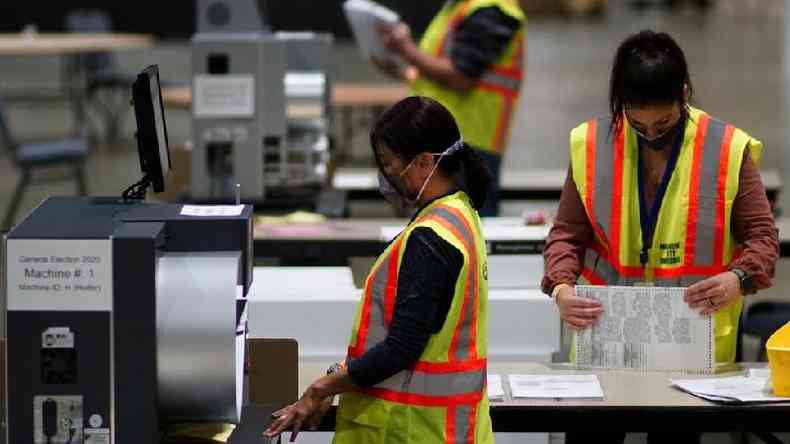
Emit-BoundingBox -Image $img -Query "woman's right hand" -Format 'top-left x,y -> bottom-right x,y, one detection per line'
554,285 -> 604,330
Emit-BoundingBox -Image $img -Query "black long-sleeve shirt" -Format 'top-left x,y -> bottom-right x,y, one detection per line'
449,5 -> 522,79
347,197 -> 465,387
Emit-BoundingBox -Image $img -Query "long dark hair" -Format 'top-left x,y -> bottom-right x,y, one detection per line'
609,30 -> 693,133
370,96 -> 492,210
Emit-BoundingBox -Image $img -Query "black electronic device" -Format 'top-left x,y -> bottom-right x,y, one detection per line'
124,64 -> 172,200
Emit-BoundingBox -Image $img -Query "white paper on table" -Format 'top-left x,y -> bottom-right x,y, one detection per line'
671,375 -> 790,403
487,374 -> 505,401
343,0 -> 402,63
509,374 -> 604,399
575,285 -> 714,373
181,205 -> 244,217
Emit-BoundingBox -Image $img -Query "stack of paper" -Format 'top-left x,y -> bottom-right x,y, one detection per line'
509,374 -> 604,399
487,374 -> 505,401
671,372 -> 790,403
343,0 -> 401,62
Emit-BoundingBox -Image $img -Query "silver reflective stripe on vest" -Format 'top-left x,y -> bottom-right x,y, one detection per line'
591,117 -> 616,241
374,367 -> 485,397
582,249 -> 639,286
455,404 -> 473,444
363,256 -> 391,353
479,70 -> 521,94
692,117 -> 727,267
583,249 -> 714,287
432,206 -> 477,361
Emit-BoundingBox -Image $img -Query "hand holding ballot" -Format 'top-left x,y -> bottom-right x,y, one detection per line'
343,0 -> 403,65
553,284 -> 603,331
683,271 -> 742,316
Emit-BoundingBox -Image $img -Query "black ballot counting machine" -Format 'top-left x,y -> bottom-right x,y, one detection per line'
4,65 -> 255,443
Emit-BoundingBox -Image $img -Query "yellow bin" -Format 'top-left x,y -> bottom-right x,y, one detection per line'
766,321 -> 790,396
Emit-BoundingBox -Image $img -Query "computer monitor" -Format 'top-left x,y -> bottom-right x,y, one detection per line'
131,64 -> 171,194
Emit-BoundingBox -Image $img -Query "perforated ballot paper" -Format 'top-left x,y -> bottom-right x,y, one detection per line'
343,0 -> 401,62
575,285 -> 714,373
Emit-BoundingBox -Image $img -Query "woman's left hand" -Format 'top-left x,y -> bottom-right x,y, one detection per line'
263,389 -> 327,442
684,271 -> 742,315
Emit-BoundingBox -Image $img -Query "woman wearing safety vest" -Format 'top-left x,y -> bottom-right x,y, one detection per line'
375,0 -> 526,217
264,96 -> 494,444
542,30 -> 778,444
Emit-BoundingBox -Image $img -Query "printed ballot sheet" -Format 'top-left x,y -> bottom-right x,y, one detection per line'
509,374 -> 604,399
575,285 -> 714,373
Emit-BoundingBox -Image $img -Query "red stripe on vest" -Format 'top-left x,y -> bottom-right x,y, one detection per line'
349,261 -> 384,358
466,403 -> 478,444
491,91 -> 515,153
441,205 -> 481,361
384,238 -> 403,325
684,114 -> 710,267
584,120 -> 601,242
610,124 -> 626,272
446,404 -> 457,444
429,214 -> 477,362
364,387 -> 483,407
414,358 -> 487,373
714,125 -> 735,265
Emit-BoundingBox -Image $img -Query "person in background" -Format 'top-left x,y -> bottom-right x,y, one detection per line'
375,0 -> 526,216
264,96 -> 494,443
542,30 -> 778,444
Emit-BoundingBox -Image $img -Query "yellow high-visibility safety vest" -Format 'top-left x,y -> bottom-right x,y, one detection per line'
410,0 -> 525,154
569,106 -> 763,363
334,191 -> 492,444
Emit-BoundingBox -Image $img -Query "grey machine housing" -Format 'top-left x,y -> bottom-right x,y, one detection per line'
4,196 -> 253,443
191,0 -> 332,202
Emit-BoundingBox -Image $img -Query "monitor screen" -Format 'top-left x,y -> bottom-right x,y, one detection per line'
132,65 -> 171,193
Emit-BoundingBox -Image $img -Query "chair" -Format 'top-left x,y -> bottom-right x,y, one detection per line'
0,98 -> 89,229
741,301 -> 790,361
64,10 -> 137,143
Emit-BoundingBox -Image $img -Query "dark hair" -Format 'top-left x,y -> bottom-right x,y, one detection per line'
609,30 -> 693,133
370,96 -> 492,210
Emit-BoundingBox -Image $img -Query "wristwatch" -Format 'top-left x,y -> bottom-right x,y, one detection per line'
731,268 -> 755,295
326,362 -> 343,376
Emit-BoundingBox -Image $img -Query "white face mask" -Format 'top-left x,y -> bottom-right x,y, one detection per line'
377,139 -> 464,210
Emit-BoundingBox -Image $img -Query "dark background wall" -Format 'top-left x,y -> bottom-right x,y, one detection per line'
0,0 -> 445,39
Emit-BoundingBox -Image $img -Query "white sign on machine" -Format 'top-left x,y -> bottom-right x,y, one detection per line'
6,239 -> 112,311
193,75 -> 255,117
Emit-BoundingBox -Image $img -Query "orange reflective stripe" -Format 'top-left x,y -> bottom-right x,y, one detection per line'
714,124 -> 735,265
491,93 -> 514,153
437,2 -> 471,57
684,114 -> 710,267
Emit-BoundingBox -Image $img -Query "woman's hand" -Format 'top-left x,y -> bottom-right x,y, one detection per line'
263,389 -> 327,442
554,284 -> 604,330
684,271 -> 741,316
377,21 -> 416,59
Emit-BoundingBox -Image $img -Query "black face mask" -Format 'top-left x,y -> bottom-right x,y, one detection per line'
634,114 -> 686,151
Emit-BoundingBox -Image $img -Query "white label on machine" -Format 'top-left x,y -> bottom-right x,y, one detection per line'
193,75 -> 255,117
180,205 -> 244,217
7,239 -> 112,311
